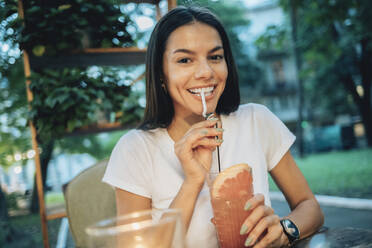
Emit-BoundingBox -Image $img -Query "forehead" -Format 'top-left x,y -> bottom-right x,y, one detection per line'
165,22 -> 223,52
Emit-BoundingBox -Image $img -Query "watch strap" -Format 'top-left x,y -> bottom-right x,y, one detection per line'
280,219 -> 300,246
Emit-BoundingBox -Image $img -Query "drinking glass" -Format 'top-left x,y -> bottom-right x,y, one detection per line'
86,208 -> 185,248
207,164 -> 254,248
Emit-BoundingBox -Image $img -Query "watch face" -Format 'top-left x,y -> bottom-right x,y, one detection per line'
283,219 -> 300,239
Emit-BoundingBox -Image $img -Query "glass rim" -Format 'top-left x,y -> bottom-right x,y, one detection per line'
85,208 -> 181,237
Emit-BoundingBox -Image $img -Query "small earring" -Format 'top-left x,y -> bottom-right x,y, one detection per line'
161,83 -> 168,94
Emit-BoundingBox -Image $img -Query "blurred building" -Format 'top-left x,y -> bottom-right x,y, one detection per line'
242,0 -> 362,152
241,0 -> 299,131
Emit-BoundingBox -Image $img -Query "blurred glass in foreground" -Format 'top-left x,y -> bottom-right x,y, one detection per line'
86,208 -> 185,248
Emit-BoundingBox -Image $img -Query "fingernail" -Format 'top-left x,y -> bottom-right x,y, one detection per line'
244,202 -> 251,211
215,128 -> 224,132
209,117 -> 219,121
201,130 -> 208,135
216,139 -> 223,143
244,237 -> 252,247
240,224 -> 248,235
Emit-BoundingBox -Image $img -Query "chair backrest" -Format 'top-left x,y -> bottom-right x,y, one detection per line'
64,159 -> 116,248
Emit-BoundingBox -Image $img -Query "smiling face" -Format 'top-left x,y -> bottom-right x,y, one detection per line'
162,22 -> 228,121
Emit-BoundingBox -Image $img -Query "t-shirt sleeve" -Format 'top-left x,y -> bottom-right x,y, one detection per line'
102,130 -> 152,198
253,104 -> 296,171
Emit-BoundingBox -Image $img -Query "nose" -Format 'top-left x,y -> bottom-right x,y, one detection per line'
194,59 -> 213,80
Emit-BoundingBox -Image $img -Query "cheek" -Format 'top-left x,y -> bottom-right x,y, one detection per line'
165,65 -> 192,87
216,62 -> 228,82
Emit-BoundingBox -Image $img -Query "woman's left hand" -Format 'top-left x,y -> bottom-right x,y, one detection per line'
240,194 -> 288,247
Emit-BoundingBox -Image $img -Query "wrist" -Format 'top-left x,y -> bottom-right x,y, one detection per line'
279,232 -> 290,247
182,179 -> 204,192
280,218 -> 300,247
183,172 -> 206,187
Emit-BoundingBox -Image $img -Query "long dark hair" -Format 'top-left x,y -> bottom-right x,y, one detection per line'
138,6 -> 240,130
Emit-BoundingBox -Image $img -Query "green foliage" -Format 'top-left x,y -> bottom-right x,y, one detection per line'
256,0 -> 372,123
294,0 -> 372,123
0,56 -> 31,168
28,67 -> 142,141
254,25 -> 289,51
3,0 -> 137,56
5,192 -> 25,211
54,129 -> 127,161
0,1 -> 145,168
3,213 -> 60,247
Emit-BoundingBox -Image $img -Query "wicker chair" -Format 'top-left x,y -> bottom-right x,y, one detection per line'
63,159 -> 116,248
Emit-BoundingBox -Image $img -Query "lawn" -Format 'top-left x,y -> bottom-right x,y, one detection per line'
269,148 -> 372,199
46,191 -> 65,205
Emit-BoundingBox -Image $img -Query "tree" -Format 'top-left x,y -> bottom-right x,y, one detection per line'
256,0 -> 372,146
271,0 -> 372,146
0,1 -> 29,241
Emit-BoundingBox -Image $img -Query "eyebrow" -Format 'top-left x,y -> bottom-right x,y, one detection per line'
172,46 -> 223,55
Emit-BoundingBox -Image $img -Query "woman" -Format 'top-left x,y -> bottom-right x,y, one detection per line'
103,6 -> 324,247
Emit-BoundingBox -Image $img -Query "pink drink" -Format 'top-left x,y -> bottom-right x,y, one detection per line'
209,164 -> 253,248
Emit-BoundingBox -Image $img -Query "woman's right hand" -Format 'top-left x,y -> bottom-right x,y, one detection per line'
174,118 -> 223,186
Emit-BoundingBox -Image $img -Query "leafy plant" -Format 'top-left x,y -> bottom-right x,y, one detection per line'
28,67 -> 143,141
4,0 -> 137,56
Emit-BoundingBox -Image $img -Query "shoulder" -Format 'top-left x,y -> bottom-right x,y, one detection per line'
115,128 -> 163,152
225,103 -> 271,121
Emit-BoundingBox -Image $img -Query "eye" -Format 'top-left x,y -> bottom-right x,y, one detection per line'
209,54 -> 224,61
177,58 -> 191,64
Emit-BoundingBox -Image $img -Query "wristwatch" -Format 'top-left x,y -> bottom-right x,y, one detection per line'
280,219 -> 300,246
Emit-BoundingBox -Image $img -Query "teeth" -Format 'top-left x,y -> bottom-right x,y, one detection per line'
188,86 -> 214,94
201,91 -> 212,96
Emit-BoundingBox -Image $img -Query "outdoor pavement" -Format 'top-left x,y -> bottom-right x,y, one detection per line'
271,193 -> 372,230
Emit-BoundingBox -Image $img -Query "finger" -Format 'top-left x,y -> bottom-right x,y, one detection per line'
244,214 -> 280,247
240,203 -> 274,236
191,137 -> 223,149
185,127 -> 224,146
239,194 -> 266,237
176,126 -> 222,154
187,118 -> 219,131
194,126 -> 224,138
252,222 -> 282,248
244,194 -> 265,212
216,119 -> 223,140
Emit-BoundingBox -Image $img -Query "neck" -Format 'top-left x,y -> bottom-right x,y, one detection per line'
167,113 -> 205,142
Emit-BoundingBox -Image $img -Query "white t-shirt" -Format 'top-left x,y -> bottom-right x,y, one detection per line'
102,103 -> 296,248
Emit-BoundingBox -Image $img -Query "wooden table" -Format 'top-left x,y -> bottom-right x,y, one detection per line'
294,227 -> 372,248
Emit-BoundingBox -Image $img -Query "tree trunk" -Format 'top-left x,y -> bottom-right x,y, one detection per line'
337,43 -> 372,148
30,140 -> 55,213
359,38 -> 372,147
290,0 -> 305,157
360,103 -> 372,147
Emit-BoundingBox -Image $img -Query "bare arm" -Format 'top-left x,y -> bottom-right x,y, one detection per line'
270,150 -> 324,239
115,188 -> 151,216
240,151 -> 324,247
170,118 -> 223,230
168,181 -> 204,230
